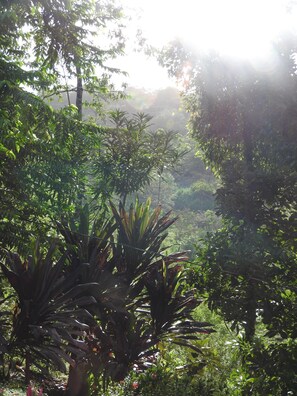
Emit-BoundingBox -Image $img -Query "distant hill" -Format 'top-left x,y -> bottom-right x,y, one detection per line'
110,86 -> 189,133
47,86 -> 188,132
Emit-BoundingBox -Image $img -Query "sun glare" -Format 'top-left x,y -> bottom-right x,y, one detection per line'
118,0 -> 296,89
138,0 -> 295,59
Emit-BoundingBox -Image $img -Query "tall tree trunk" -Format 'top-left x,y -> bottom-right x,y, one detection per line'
242,116 -> 253,171
76,65 -> 83,120
66,363 -> 89,396
242,115 -> 255,223
244,279 -> 257,342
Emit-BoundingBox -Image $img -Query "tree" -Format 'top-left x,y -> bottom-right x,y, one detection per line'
0,1 -> 187,255
0,0 -> 126,254
160,33 -> 297,393
92,110 -> 186,206
0,0 -> 125,117
0,60 -> 104,254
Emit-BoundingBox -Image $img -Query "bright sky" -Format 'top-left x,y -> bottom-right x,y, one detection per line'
114,0 -> 297,90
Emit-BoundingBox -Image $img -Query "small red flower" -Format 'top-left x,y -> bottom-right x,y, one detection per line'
132,381 -> 139,390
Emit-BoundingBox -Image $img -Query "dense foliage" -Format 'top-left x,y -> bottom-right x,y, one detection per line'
0,200 -> 213,395
161,33 -> 297,393
0,0 -> 122,254
5,0 -> 296,394
0,1 -> 216,395
0,0 -> 186,255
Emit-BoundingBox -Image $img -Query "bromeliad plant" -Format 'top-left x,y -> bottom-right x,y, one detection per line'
110,199 -> 177,281
58,199 -> 214,394
111,199 -> 213,352
0,241 -> 97,384
0,199 -> 213,394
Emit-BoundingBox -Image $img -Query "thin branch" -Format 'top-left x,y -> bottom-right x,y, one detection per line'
42,88 -> 77,100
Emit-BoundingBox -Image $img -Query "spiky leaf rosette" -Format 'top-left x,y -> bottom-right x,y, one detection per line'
0,241 -> 97,377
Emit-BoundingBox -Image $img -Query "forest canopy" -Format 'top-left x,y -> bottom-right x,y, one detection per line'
0,2 -> 213,395
160,31 -> 297,394
1,0 -> 297,395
